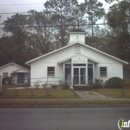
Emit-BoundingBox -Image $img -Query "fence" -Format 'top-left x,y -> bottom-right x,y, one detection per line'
30,77 -> 62,86
2,77 -> 63,87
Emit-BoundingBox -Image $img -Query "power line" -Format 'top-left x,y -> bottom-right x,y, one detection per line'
0,3 -> 44,6
0,24 -> 105,29
0,21 -> 129,29
0,9 -> 111,15
0,12 -> 29,15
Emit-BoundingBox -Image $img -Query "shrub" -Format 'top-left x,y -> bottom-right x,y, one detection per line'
42,83 -> 48,88
107,77 -> 124,88
44,86 -> 51,97
124,80 -> 130,88
89,79 -> 103,89
2,77 -> 12,85
58,80 -> 70,89
33,82 -> 40,89
51,84 -> 57,89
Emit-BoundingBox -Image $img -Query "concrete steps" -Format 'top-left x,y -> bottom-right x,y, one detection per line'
73,86 -> 91,90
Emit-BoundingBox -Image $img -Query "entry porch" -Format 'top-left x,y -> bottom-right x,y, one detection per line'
58,54 -> 99,86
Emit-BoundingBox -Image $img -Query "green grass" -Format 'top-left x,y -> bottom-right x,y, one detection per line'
125,80 -> 130,88
0,89 -> 79,99
94,88 -> 130,98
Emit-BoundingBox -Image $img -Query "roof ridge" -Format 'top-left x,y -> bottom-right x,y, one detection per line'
0,62 -> 29,70
26,43 -> 129,65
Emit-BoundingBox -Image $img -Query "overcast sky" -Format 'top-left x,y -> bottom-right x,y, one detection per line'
0,0 -> 115,23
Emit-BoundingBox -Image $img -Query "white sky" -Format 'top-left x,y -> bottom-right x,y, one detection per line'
0,0 -> 116,23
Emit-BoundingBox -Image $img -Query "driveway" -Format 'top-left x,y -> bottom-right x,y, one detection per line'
75,90 -> 114,100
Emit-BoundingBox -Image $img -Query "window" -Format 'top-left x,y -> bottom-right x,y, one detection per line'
88,64 -> 93,68
88,64 -> 93,82
65,64 -> 71,84
3,72 -> 8,78
100,67 -> 107,76
73,64 -> 86,66
47,67 -> 55,77
65,64 -> 71,68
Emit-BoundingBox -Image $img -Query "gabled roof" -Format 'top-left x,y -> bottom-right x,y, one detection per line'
26,43 -> 129,65
13,68 -> 30,73
0,62 -> 30,71
58,54 -> 100,64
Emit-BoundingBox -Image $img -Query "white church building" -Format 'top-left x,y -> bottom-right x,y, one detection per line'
26,29 -> 128,87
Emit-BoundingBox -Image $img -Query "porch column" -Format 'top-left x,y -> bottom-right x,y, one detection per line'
93,63 -> 96,82
71,59 -> 73,85
86,58 -> 88,84
0,76 -> 2,92
63,63 -> 65,82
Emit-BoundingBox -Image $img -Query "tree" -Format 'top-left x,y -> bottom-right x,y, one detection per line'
0,36 -> 19,66
0,0 -> 105,67
2,14 -> 31,65
106,1 -> 130,60
105,0 -> 115,3
3,13 -> 28,48
44,0 -> 80,47
85,26 -> 118,57
106,1 -> 130,78
27,10 -> 58,53
81,0 -> 105,47
44,0 -> 105,47
107,1 -> 130,33
1,12 -> 57,66
84,0 -> 105,23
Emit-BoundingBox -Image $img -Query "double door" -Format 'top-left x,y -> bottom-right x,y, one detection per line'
73,67 -> 86,85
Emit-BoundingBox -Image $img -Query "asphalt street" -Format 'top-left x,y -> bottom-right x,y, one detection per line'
0,107 -> 129,130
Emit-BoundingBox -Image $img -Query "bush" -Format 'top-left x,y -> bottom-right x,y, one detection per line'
44,86 -> 51,97
42,83 -> 48,88
89,79 -> 103,89
51,84 -> 57,89
33,82 -> 40,89
124,80 -> 130,88
2,77 -> 12,85
107,77 -> 124,88
58,80 -> 70,89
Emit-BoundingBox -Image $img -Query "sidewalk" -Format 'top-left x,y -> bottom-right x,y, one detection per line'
75,90 -> 114,100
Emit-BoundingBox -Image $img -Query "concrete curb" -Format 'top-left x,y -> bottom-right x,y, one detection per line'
0,105 -> 130,108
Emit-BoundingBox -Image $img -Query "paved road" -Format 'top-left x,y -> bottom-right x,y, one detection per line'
0,107 -> 129,130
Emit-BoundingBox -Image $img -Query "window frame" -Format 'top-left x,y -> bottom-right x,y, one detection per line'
3,72 -> 8,78
100,67 -> 107,76
88,64 -> 93,68
47,67 -> 55,77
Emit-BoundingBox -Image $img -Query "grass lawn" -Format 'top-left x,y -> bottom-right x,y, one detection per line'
94,88 -> 130,98
0,89 -> 79,99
